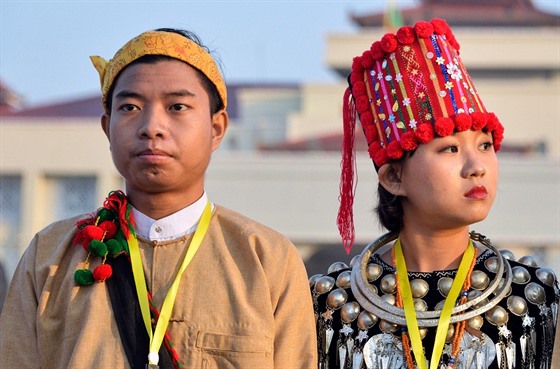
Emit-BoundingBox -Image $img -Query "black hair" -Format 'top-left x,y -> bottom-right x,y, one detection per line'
105,28 -> 224,115
374,151 -> 415,233
376,184 -> 403,233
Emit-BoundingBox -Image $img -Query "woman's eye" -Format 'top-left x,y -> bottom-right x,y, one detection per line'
441,145 -> 458,153
480,142 -> 494,151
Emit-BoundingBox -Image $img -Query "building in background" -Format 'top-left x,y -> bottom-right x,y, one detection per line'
1,0 -> 559,281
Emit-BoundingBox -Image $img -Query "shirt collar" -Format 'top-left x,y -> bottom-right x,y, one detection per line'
131,192 -> 209,241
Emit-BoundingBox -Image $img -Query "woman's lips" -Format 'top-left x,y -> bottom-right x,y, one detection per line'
465,185 -> 488,199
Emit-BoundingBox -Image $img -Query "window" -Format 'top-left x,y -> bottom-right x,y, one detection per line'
0,176 -> 22,283
52,176 -> 96,219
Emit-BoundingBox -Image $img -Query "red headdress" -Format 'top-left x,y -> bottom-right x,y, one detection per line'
338,19 -> 505,254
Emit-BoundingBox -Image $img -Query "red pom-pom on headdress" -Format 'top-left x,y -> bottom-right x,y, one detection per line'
414,21 -> 434,38
435,117 -> 455,137
352,81 -> 367,97
350,70 -> 362,85
355,95 -> 370,114
363,119 -> 378,142
471,111 -> 488,130
352,57 -> 364,74
360,110 -> 374,127
415,123 -> 435,143
370,41 -> 384,59
492,124 -> 505,151
374,148 -> 389,167
361,50 -> 374,69
400,131 -> 419,151
387,141 -> 404,160
455,113 -> 472,131
381,33 -> 398,53
397,26 -> 416,45
431,19 -> 449,35
485,112 -> 500,131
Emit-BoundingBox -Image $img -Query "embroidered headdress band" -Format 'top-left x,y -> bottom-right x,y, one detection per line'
90,30 -> 227,112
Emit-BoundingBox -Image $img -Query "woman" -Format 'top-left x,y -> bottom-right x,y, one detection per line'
310,19 -> 558,369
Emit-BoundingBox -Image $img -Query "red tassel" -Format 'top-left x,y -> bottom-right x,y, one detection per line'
103,190 -> 135,238
337,87 -> 357,255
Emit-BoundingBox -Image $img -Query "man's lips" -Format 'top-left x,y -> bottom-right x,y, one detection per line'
137,149 -> 171,157
136,149 -> 172,163
465,185 -> 488,199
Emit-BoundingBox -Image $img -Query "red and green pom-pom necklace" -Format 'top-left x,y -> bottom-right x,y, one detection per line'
72,190 -> 134,285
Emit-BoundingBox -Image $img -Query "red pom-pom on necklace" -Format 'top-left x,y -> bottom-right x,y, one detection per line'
93,264 -> 113,282
84,225 -> 104,241
98,221 -> 117,240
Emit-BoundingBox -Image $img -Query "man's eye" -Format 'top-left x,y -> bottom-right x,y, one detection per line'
119,104 -> 138,112
170,104 -> 188,111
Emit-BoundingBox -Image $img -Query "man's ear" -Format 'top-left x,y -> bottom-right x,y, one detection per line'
101,114 -> 110,140
211,109 -> 229,151
378,162 -> 406,196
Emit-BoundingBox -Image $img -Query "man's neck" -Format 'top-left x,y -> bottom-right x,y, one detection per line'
126,189 -> 204,220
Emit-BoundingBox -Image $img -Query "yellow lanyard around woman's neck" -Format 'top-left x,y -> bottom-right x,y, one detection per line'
395,238 -> 474,369
128,201 -> 212,367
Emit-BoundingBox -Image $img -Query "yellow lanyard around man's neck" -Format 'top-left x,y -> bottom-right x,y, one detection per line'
128,201 -> 212,367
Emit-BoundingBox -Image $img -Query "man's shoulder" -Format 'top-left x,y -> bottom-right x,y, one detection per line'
212,205 -> 293,245
36,214 -> 88,239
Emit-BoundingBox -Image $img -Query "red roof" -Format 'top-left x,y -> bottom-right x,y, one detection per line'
351,0 -> 560,28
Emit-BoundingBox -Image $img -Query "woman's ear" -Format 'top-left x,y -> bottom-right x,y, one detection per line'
378,162 -> 406,196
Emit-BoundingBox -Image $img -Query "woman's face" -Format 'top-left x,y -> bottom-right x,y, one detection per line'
395,129 -> 499,231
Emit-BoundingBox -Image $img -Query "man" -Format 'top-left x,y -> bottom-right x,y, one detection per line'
0,28 -> 317,369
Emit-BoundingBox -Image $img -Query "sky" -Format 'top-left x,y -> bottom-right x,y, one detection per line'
1,0 -> 559,107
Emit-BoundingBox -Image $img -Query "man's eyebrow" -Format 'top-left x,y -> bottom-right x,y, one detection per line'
114,89 -> 197,100
114,90 -> 143,100
166,89 -> 196,98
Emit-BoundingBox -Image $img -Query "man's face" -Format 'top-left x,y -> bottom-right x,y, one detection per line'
101,59 -> 227,206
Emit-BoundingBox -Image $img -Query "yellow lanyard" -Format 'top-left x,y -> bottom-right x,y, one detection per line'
128,201 -> 212,366
395,238 -> 474,369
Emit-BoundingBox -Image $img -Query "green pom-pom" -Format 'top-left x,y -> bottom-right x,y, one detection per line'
106,238 -> 124,258
74,269 -> 94,285
114,230 -> 130,254
96,208 -> 114,222
89,240 -> 108,257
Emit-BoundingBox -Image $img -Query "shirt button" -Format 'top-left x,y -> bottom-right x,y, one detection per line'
155,226 -> 162,233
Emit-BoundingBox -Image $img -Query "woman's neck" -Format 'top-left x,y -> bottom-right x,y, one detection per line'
388,227 -> 472,272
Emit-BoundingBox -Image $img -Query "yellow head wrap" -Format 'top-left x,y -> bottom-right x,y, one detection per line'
90,30 -> 227,112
